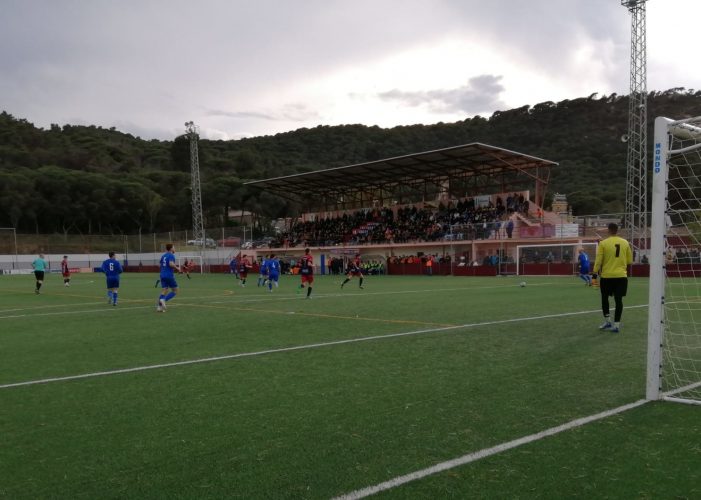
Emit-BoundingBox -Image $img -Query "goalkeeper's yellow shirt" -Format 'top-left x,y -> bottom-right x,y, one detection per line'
594,236 -> 633,278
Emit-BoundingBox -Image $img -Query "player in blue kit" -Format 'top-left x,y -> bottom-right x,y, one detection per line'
266,254 -> 280,292
101,251 -> 123,306
156,243 -> 181,312
257,255 -> 270,287
229,255 -> 239,281
578,248 -> 592,286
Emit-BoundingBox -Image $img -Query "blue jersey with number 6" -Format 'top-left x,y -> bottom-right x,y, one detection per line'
102,258 -> 123,277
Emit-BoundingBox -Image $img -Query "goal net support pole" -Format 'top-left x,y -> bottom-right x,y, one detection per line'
646,117 -> 669,401
648,116 -> 701,404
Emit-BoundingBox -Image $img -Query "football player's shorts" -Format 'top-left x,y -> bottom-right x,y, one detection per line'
160,276 -> 178,289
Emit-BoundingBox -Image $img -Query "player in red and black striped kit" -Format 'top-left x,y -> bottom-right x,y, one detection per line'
298,248 -> 314,298
239,255 -> 252,286
341,253 -> 364,289
61,255 -> 71,287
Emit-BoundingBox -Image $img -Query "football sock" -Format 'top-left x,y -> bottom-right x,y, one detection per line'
108,291 -> 113,300
165,292 -> 176,301
113,292 -> 118,305
341,278 -> 350,286
268,281 -> 273,290
307,286 -> 312,297
159,294 -> 165,302
359,277 -> 364,287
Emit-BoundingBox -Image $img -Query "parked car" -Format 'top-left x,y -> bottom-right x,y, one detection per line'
218,237 -> 241,247
186,238 -> 217,248
252,237 -> 275,248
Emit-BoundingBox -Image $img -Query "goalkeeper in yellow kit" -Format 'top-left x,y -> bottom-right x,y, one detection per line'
593,223 -> 633,333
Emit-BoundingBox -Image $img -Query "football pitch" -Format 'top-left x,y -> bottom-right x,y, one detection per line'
0,272 -> 699,499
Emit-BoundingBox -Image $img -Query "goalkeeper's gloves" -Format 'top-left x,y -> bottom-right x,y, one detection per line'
592,273 -> 598,280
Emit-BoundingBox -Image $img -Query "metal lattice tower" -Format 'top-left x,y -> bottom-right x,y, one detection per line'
621,0 -> 648,260
185,121 -> 205,247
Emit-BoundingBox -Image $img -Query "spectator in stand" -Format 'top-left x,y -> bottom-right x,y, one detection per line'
506,218 -> 514,239
425,254 -> 434,276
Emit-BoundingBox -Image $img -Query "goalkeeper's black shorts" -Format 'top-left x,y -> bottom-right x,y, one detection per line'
600,277 -> 628,297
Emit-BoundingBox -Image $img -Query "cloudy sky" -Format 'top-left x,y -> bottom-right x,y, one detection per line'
1,0 -> 699,141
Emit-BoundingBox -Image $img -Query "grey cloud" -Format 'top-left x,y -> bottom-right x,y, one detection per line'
207,110 -> 277,121
206,104 -> 320,123
377,75 -> 506,115
1,0 -> 695,140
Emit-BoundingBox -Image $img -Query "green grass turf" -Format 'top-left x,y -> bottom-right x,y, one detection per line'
0,272 -> 698,498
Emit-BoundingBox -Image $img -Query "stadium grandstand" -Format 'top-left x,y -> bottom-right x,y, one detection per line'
245,142 -> 634,277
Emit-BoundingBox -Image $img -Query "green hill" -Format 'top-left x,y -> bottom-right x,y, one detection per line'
1,88 -> 700,234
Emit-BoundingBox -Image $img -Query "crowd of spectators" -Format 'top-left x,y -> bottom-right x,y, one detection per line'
671,248 -> 701,264
326,257 -> 385,275
272,193 -> 531,248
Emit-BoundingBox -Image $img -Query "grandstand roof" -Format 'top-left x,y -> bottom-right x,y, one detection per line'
245,142 -> 557,207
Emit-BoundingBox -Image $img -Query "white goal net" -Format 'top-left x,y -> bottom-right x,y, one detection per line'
515,242 -> 597,275
648,116 -> 701,405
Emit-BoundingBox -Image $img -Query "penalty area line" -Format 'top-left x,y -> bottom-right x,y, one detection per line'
0,304 -> 647,390
332,399 -> 650,500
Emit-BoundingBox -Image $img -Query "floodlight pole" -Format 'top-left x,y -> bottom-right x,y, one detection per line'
621,0 -> 648,263
185,121 -> 206,255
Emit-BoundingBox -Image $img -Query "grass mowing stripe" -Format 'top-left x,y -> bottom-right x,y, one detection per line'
0,282 -> 570,319
0,278 -> 614,315
180,302 -> 457,327
0,304 -> 647,390
333,399 -> 651,500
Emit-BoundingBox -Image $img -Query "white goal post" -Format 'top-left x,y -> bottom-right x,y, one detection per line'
648,116 -> 701,405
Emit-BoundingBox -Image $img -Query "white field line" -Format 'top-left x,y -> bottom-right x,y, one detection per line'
334,378 -> 701,499
0,304 -> 647,390
0,305 -> 157,319
332,399 -> 650,500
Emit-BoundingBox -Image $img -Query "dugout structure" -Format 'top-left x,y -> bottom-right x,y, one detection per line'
245,143 -> 557,213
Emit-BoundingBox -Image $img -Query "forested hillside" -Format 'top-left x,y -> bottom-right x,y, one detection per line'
1,88 -> 700,234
